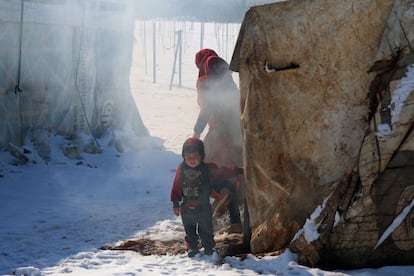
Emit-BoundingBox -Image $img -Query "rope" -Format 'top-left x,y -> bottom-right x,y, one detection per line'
396,11 -> 414,54
74,1 -> 100,148
372,114 -> 382,176
14,0 -> 24,94
14,0 -> 25,146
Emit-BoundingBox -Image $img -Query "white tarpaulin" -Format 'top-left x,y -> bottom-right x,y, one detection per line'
0,0 -> 147,153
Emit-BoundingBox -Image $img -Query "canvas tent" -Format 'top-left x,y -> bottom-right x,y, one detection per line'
230,0 -> 414,268
0,0 -> 147,159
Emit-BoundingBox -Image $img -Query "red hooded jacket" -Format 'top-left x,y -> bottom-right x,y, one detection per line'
193,49 -> 239,136
170,162 -> 240,208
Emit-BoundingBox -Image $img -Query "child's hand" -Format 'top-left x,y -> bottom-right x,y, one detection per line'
173,207 -> 180,216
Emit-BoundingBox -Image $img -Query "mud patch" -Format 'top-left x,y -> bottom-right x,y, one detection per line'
101,239 -> 186,255
102,232 -> 249,257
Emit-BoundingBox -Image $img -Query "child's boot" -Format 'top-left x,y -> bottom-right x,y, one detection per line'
187,247 -> 200,257
204,247 -> 215,256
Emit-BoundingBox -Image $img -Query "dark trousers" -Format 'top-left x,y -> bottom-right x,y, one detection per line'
181,205 -> 215,251
212,179 -> 241,224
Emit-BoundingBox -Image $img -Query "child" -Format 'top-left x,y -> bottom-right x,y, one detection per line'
170,137 -> 243,257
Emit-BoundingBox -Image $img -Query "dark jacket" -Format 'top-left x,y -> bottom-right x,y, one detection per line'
170,162 -> 240,209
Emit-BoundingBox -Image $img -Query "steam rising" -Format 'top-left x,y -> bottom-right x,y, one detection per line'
0,0 -> 253,157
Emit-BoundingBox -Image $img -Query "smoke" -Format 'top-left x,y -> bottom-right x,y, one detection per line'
0,0 -> 246,159
131,18 -> 242,158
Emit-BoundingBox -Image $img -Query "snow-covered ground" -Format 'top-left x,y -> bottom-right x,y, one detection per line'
1,20 -> 414,276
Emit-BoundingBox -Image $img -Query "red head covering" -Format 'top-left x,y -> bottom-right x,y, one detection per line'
195,48 -> 218,69
182,137 -> 205,160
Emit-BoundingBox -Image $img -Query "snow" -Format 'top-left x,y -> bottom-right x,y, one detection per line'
376,65 -> 414,137
292,195 -> 332,243
374,197 -> 414,250
1,20 -> 414,276
375,123 -> 392,137
391,65 -> 414,124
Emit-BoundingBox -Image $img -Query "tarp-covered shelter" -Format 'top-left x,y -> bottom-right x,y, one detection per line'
0,0 -> 147,159
231,0 -> 414,268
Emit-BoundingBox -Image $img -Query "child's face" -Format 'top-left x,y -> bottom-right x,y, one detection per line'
184,152 -> 201,168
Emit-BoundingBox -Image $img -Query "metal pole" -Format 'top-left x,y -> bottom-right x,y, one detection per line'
152,21 -> 156,83
143,21 -> 147,74
169,31 -> 180,91
225,23 -> 229,60
178,30 -> 182,88
200,22 -> 204,50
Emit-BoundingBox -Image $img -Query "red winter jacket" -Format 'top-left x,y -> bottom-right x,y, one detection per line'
170,162 -> 239,208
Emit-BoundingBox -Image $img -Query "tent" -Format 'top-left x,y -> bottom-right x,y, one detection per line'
0,0 -> 147,159
230,0 -> 414,268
